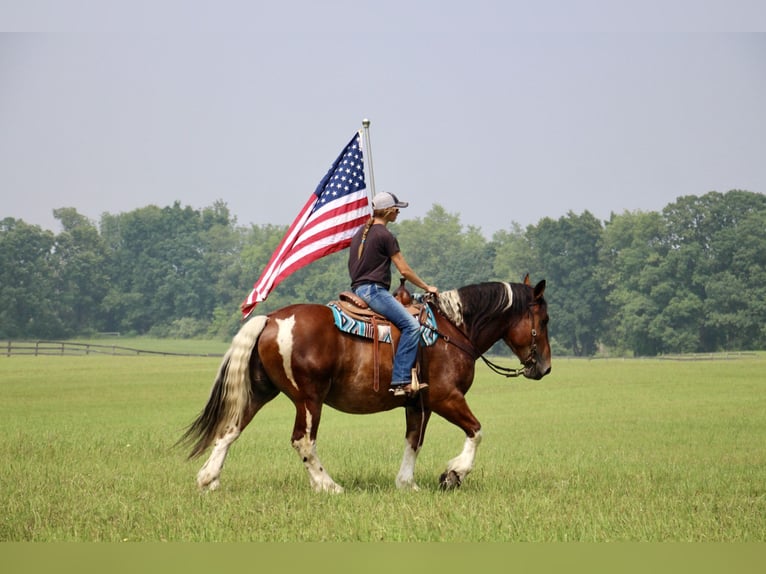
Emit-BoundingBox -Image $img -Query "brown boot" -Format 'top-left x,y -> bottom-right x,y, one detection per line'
389,369 -> 428,397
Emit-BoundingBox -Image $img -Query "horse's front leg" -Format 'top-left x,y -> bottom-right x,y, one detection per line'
433,394 -> 482,490
291,401 -> 343,494
440,429 -> 483,490
396,404 -> 431,490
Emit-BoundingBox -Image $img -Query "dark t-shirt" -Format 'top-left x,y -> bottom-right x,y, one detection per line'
348,224 -> 400,290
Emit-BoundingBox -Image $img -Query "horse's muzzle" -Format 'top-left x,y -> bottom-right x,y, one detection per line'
525,364 -> 551,380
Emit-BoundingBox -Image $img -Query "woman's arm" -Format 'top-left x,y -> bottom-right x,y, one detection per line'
391,252 -> 438,294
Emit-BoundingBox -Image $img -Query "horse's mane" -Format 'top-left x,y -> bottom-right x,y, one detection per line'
436,281 -> 529,337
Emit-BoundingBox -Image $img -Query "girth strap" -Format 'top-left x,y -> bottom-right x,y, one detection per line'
372,315 -> 380,392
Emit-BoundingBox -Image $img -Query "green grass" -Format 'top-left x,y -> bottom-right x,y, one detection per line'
0,352 -> 764,541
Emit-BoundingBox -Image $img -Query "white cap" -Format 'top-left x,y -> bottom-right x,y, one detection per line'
372,191 -> 409,210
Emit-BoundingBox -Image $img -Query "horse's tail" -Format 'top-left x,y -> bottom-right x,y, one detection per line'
180,315 -> 269,459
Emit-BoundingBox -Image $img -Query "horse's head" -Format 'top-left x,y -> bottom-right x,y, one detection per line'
504,276 -> 551,380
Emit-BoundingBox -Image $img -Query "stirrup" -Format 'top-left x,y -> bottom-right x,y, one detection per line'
389,369 -> 428,397
389,385 -> 412,397
390,383 -> 427,397
410,367 -> 421,391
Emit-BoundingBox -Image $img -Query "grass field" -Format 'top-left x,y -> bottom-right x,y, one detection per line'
1,348 -> 764,541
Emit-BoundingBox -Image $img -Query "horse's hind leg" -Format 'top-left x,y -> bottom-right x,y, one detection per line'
197,426 -> 240,491
396,404 -> 431,490
291,401 -> 343,493
197,386 -> 277,491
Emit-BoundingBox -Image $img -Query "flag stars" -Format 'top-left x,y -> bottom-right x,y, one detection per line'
315,134 -> 365,199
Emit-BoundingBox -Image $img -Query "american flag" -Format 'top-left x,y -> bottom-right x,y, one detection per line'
241,132 -> 370,318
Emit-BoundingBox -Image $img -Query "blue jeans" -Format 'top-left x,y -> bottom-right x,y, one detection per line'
353,283 -> 420,386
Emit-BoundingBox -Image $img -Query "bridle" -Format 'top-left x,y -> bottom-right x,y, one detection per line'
424,299 -> 541,379
481,303 -> 540,378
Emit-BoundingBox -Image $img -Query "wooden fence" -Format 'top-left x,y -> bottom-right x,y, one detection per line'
3,341 -> 756,360
2,340 -> 222,358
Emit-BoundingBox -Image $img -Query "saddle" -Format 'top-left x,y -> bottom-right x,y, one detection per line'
330,280 -> 429,393
335,290 -> 422,322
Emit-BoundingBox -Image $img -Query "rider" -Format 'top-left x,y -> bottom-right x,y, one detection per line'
348,191 -> 439,396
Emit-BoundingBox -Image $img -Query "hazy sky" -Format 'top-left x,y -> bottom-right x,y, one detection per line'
2,1 -> 765,237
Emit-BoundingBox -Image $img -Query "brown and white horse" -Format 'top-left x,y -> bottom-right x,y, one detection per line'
181,276 -> 551,492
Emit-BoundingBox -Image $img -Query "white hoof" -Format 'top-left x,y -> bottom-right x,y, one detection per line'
316,481 -> 344,494
197,468 -> 220,491
395,477 -> 420,491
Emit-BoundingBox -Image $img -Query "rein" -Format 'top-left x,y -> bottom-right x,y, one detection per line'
480,355 -> 526,378
424,299 -> 539,379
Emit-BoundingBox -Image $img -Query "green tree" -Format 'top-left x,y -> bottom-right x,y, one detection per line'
657,191 -> 766,352
0,218 -> 64,338
600,210 -> 668,355
601,190 -> 766,355
99,201 -> 240,335
490,223 -> 533,284
700,192 -> 766,350
200,202 -> 248,338
526,211 -> 606,356
394,204 -> 490,290
52,208 -> 109,335
7,189 -> 765,352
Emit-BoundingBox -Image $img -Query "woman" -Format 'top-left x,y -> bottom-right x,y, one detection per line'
348,191 -> 439,396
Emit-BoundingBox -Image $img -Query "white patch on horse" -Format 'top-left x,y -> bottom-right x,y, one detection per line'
395,439 -> 421,491
445,429 -> 483,483
292,419 -> 343,494
275,316 -> 299,390
503,282 -> 514,309
438,289 -> 464,326
197,426 -> 241,491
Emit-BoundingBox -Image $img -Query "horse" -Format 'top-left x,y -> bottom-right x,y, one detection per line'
180,275 -> 551,492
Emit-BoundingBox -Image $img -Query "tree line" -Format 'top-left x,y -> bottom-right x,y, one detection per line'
2,189 -> 764,356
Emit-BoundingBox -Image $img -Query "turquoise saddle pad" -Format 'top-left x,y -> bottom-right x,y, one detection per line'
328,302 -> 439,347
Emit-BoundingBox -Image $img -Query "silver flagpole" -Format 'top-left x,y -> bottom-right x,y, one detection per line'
361,118 -> 376,202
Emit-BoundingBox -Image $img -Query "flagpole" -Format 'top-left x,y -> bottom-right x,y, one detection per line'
361,118 -> 376,201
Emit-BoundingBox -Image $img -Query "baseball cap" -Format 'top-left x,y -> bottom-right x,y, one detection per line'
372,191 -> 409,210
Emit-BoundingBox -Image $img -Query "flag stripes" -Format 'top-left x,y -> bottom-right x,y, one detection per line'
241,133 -> 369,318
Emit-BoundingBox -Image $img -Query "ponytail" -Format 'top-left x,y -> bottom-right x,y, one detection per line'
357,217 -> 375,259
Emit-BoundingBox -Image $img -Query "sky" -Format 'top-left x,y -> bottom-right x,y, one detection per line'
1,1 -> 766,238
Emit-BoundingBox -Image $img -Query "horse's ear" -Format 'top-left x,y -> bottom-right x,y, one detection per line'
523,273 -> 530,286
534,280 -> 546,300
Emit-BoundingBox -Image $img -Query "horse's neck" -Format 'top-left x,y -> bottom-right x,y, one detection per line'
436,304 -> 509,357
440,284 -> 515,355
465,315 -> 509,355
